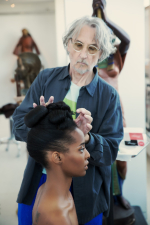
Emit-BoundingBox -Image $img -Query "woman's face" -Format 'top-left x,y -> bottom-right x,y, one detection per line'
61,128 -> 90,177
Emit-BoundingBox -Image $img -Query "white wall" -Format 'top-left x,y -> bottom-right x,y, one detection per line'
64,0 -> 147,219
106,0 -> 145,129
65,0 -> 93,26
54,0 -> 67,66
0,3 -> 56,107
106,0 -> 147,219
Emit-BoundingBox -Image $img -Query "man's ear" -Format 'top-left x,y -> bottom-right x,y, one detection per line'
98,50 -> 102,61
67,39 -> 71,54
51,152 -> 63,164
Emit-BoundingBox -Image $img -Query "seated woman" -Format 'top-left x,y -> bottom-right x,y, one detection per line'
24,101 -> 90,225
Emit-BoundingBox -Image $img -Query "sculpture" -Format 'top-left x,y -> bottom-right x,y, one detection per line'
13,29 -> 40,56
14,52 -> 41,96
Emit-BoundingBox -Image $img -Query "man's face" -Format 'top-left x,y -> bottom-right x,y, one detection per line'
67,25 -> 101,75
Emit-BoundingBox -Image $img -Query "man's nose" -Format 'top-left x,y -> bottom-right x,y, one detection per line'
80,47 -> 88,58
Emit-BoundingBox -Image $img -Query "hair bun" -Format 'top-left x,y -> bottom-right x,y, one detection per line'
47,102 -> 74,125
48,110 -> 72,125
24,105 -> 48,128
47,101 -> 71,112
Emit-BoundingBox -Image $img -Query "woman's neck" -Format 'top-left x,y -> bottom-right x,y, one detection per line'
32,169 -> 75,225
44,168 -> 72,201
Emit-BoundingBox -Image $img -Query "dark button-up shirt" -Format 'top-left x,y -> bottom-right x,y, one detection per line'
12,65 -> 123,224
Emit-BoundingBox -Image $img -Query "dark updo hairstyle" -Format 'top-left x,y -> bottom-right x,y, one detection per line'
24,101 -> 77,169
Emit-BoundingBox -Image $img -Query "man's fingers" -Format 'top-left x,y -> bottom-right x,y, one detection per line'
49,96 -> 54,103
86,123 -> 92,132
74,117 -> 83,126
74,113 -> 84,122
33,103 -> 37,108
84,114 -> 93,124
76,108 -> 91,116
40,96 -> 46,106
46,96 -> 54,106
34,96 -> 54,108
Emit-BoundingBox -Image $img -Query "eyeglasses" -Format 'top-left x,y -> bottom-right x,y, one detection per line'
71,39 -> 100,55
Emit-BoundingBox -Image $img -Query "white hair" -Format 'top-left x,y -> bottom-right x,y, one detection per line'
62,16 -> 116,62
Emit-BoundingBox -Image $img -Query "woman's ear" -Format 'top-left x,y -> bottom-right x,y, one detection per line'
51,152 -> 62,164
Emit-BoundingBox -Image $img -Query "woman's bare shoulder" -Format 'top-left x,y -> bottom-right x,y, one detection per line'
32,208 -> 71,225
33,191 -> 77,225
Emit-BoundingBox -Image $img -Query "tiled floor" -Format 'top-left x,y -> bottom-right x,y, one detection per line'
0,115 -> 150,225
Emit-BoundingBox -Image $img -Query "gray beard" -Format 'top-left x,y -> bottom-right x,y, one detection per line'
73,66 -> 89,75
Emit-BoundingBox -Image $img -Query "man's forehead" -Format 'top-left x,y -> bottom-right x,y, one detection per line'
73,25 -> 97,44
74,37 -> 97,43
73,36 -> 98,47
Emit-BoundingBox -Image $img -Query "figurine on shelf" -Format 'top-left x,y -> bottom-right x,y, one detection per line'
92,0 -> 133,218
13,29 -> 40,56
14,52 -> 41,96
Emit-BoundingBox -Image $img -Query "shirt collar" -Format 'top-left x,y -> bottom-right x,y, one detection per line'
85,67 -> 98,97
58,64 -> 70,80
58,64 -> 98,97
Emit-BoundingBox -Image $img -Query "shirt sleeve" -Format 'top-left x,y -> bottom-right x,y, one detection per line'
85,90 -> 123,167
12,70 -> 45,142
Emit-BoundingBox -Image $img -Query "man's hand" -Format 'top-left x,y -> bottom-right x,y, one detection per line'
75,108 -> 93,143
33,96 -> 54,108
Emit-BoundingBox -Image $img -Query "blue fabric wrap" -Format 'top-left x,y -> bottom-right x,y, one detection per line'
18,174 -> 47,225
18,174 -> 103,225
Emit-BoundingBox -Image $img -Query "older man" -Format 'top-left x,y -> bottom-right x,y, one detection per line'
13,16 -> 123,225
